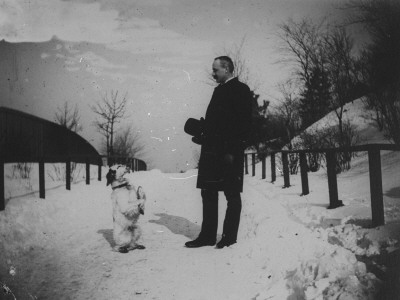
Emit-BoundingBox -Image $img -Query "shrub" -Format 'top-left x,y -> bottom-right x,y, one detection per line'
294,120 -> 361,173
11,163 -> 32,179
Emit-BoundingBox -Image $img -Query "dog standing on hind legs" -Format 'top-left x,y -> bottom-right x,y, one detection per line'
106,165 -> 146,253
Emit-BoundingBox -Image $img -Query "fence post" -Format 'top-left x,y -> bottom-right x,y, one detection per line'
252,153 -> 256,177
261,155 -> 266,180
282,152 -> 290,188
271,153 -> 276,183
326,151 -> 343,209
368,148 -> 384,227
86,158 -> 90,185
66,158 -> 71,190
98,158 -> 102,181
299,152 -> 309,195
39,159 -> 45,199
244,154 -> 248,175
0,158 -> 4,211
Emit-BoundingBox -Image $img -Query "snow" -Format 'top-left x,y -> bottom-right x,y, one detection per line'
1,99 -> 400,299
298,97 -> 386,145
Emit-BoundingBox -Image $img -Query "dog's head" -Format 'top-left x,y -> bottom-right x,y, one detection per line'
106,164 -> 131,186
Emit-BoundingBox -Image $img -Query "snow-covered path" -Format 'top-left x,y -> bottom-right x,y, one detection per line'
1,170 -> 269,299
0,168 -> 385,299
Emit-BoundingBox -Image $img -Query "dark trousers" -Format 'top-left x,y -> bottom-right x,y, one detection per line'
198,189 -> 242,242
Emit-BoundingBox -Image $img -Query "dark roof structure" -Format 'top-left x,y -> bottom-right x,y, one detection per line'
0,106 -> 101,164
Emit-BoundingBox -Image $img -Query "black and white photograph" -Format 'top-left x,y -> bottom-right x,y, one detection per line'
1,0 -> 400,299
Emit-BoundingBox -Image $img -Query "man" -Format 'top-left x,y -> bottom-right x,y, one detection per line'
185,56 -> 252,249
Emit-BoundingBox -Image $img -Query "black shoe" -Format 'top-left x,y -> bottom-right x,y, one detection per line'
216,238 -> 236,249
185,238 -> 216,248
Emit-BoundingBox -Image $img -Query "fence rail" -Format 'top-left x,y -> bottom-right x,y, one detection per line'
244,143 -> 400,227
0,107 -> 147,211
0,155 -> 146,211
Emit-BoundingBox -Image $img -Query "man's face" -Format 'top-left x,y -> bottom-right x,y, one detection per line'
212,59 -> 229,84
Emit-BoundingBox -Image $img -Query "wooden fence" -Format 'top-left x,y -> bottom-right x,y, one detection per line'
244,143 -> 400,227
0,106 -> 146,211
0,155 -> 147,211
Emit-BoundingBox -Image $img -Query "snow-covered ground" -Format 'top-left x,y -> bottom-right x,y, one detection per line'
1,99 -> 400,299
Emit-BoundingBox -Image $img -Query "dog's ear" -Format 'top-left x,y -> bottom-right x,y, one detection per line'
106,169 -> 116,186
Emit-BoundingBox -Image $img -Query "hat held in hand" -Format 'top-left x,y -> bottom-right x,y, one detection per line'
184,118 -> 204,137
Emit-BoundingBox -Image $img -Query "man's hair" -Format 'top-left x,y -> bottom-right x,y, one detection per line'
215,56 -> 234,73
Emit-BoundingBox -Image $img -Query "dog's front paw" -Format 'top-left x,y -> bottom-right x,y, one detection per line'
136,186 -> 146,200
139,203 -> 145,215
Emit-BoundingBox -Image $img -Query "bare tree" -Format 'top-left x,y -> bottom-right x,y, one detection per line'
275,79 -> 301,149
90,90 -> 128,157
348,0 -> 400,144
278,17 -> 362,172
53,101 -> 83,181
277,18 -> 332,128
278,18 -> 362,133
324,26 -> 362,144
274,80 -> 302,174
55,101 -> 82,133
113,126 -> 145,159
226,37 -> 260,90
277,18 -> 327,87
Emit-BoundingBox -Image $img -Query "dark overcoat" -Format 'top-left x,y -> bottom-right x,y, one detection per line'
196,77 -> 252,193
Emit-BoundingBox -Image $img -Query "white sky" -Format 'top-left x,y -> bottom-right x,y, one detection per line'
0,0 -> 353,172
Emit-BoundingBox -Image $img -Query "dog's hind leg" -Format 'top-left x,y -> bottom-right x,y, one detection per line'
113,222 -> 132,253
114,245 -> 129,253
127,225 -> 145,250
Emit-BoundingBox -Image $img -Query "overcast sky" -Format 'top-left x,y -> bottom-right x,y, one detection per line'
0,0 -> 351,172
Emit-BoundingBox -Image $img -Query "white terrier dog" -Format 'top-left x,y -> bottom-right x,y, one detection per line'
106,164 -> 146,253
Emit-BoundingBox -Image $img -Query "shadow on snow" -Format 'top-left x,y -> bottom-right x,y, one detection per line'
149,213 -> 200,240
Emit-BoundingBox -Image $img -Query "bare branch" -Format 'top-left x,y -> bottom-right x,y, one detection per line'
54,101 -> 82,133
90,89 -> 129,157
113,126 -> 145,159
